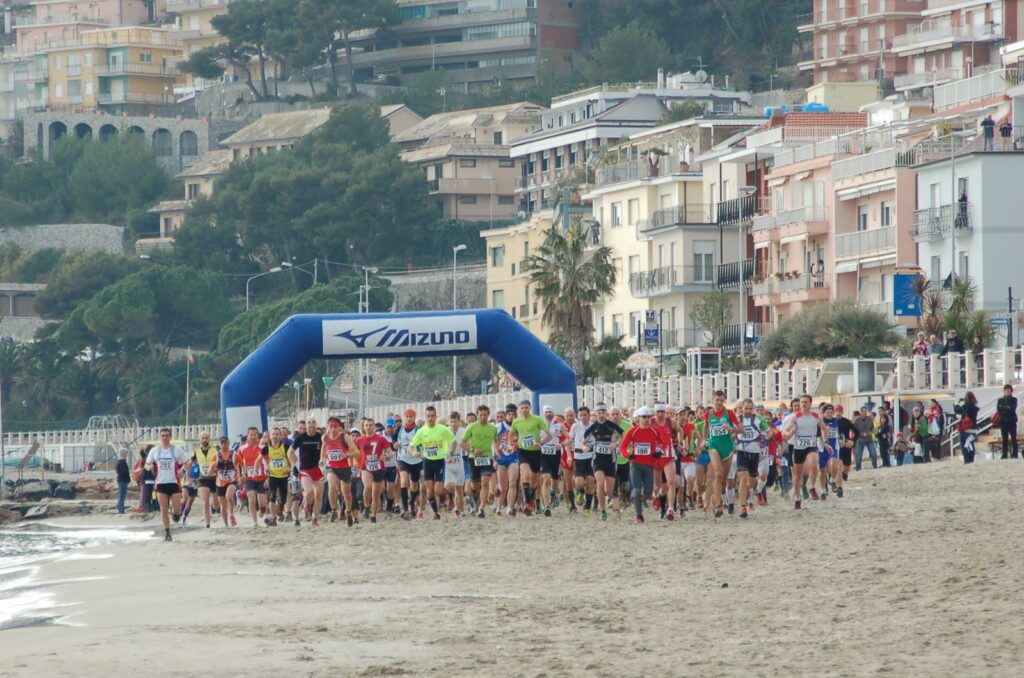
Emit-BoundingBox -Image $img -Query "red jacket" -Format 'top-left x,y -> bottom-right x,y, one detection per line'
619,424 -> 670,467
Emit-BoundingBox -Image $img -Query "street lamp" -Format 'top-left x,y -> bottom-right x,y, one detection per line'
245,267 -> 282,311
359,266 -> 379,414
452,244 -> 467,394
738,186 -> 758,358
281,261 -> 315,283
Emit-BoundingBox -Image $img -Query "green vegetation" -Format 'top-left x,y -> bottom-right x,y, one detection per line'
759,303 -> 904,365
689,292 -> 733,348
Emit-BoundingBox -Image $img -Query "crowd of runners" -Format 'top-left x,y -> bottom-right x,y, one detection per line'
139,391 -> 893,541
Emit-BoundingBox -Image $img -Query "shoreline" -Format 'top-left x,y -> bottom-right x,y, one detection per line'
2,461 -> 1024,677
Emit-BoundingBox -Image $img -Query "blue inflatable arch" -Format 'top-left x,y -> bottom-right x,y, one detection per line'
220,309 -> 578,438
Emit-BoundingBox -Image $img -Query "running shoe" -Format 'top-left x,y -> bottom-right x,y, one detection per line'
575,489 -> 585,505
714,507 -> 723,518
543,508 -> 552,517
417,510 -> 425,520
794,500 -> 802,510
401,511 -> 411,521
740,506 -> 748,519
802,486 -> 810,500
569,507 -> 578,515
601,511 -> 607,522
522,506 -> 533,517
820,491 -> 827,501
330,509 -> 338,523
477,509 -> 486,518
370,516 -> 377,524
810,488 -> 820,501
164,531 -> 172,542
652,496 -> 661,511
836,487 -> 844,498
505,507 -> 513,518
311,519 -> 319,527
172,513 -> 180,524
294,518 -> 300,527
635,516 -> 645,525
229,515 -> 237,527
347,513 -> 354,527
362,507 -> 371,520
727,504 -> 734,516
666,509 -> 675,521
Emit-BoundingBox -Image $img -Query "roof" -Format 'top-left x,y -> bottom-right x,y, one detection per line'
177,150 -> 232,179
393,102 -> 543,146
380,103 -> 420,120
512,94 -> 669,147
147,200 -> 191,214
223,108 -> 333,146
400,142 -> 511,164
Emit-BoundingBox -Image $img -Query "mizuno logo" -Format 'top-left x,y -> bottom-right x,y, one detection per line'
334,326 -> 472,349
322,316 -> 478,356
334,326 -> 388,349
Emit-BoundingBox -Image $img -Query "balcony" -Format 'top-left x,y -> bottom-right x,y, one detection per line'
15,66 -> 48,82
515,175 -> 536,191
720,323 -> 767,350
628,265 -> 716,297
752,278 -> 776,299
778,272 -> 830,301
893,21 -> 1001,54
775,205 -> 829,239
934,67 -> 1010,111
349,35 -> 537,68
97,92 -> 176,105
912,203 -> 973,241
427,177 -> 499,195
894,68 -> 959,92
716,259 -> 756,288
95,63 -> 177,77
715,193 -> 762,227
594,159 -> 655,187
832,147 -> 896,181
167,0 -> 229,9
835,226 -> 896,260
637,204 -> 715,233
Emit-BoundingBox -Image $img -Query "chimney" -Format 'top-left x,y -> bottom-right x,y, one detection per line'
657,68 -> 665,89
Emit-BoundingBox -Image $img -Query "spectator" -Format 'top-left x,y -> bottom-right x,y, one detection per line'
981,114 -> 995,151
923,400 -> 945,462
877,408 -> 893,467
996,384 -> 1019,459
941,329 -> 964,356
912,332 -> 929,357
955,391 -> 979,464
853,407 -> 878,470
133,444 -> 155,512
431,390 -> 442,401
115,447 -> 131,514
999,118 -> 1014,150
971,334 -> 985,382
911,406 -> 928,463
928,334 -> 944,356
892,433 -> 910,466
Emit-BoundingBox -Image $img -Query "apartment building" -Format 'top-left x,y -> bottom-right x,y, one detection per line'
380,103 -> 424,137
347,0 -> 581,90
222,107 -> 333,160
481,209 -> 553,342
893,0 -> 1021,95
145,148 -> 231,246
511,73 -> 751,214
13,0 -> 160,55
798,0 -> 925,84
44,26 -> 182,113
394,102 -> 543,221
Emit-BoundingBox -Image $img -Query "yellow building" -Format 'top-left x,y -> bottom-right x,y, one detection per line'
169,0 -> 230,92
145,149 -> 232,246
481,211 -> 554,343
46,27 -> 182,113
222,107 -> 333,160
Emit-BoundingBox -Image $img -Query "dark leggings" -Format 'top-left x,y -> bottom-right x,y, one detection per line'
999,422 -> 1018,458
878,436 -> 891,466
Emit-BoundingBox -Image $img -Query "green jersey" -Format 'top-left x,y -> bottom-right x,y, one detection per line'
461,422 -> 498,458
704,408 -> 738,458
409,424 -> 456,461
511,415 -> 547,451
615,419 -> 632,464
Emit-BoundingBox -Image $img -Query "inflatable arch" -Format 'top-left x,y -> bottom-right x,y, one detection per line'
220,309 -> 578,439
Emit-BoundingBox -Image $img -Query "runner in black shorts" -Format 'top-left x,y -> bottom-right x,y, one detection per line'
584,403 -> 622,521
782,394 -> 834,510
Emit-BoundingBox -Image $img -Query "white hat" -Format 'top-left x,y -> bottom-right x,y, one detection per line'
654,403 -> 667,412
542,405 -> 554,413
635,406 -> 653,417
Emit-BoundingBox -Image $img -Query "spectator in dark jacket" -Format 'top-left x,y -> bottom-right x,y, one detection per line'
115,447 -> 131,514
956,391 -> 980,464
996,384 -> 1019,459
941,329 -> 965,356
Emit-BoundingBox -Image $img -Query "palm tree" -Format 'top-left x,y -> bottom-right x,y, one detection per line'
524,222 -> 616,376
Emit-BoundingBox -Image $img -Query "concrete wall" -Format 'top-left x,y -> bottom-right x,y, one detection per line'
0,223 -> 129,255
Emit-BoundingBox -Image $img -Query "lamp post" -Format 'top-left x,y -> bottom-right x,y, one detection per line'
452,244 -> 467,394
281,260 -> 315,285
359,266 -> 378,413
738,186 -> 757,358
245,267 -> 282,311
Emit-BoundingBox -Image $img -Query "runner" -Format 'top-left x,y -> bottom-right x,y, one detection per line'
382,417 -> 401,514
395,409 -> 423,520
510,400 -> 551,517
288,417 -> 325,527
146,429 -> 191,541
214,435 -> 239,528
734,399 -> 769,519
583,403 -> 622,521
609,406 -> 632,516
322,416 -> 357,525
180,453 -> 199,526
652,403 -> 679,520
462,412 -> 477,511
236,427 -> 268,527
618,407 -> 669,524
781,395 -> 834,510
835,404 -> 858,486
677,408 -> 698,510
356,416 -> 390,523
495,405 -> 520,516
570,406 -> 596,514
461,405 -> 499,518
540,406 -> 564,516
692,405 -> 710,509
700,391 -> 740,518
408,405 -> 456,520
263,427 -> 290,526
192,432 -> 218,528
444,412 -> 467,518
821,404 -> 846,499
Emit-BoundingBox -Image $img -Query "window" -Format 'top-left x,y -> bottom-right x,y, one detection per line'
931,255 -> 941,284
163,217 -> 173,234
139,52 -> 153,63
458,195 -> 477,204
628,255 -> 640,277
84,81 -> 93,96
492,289 -> 505,309
957,176 -> 968,201
857,205 -> 869,231
610,202 -> 622,227
612,314 -> 624,338
498,158 -> 514,168
775,187 -> 785,213
541,154 -> 549,172
498,196 -> 514,204
493,131 -> 502,145
628,198 -> 639,225
959,251 -> 969,279
554,153 -> 563,170
459,158 -> 476,168
693,240 -> 715,283
83,53 -> 92,66
55,84 -> 63,97
629,312 -> 640,337
881,201 -> 892,227
54,55 -> 62,69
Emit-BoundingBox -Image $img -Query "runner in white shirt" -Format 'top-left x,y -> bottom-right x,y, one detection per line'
146,428 -> 191,541
539,406 -> 563,516
444,412 -> 468,517
570,406 -> 596,513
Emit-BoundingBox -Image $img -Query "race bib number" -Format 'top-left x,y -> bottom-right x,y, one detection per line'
781,456 -> 790,468
246,465 -> 259,476
520,435 -> 536,448
219,470 -> 236,481
328,450 -> 342,462
740,426 -> 758,442
634,443 -> 652,456
365,459 -> 382,472
159,459 -> 172,471
473,455 -> 492,467
270,458 -> 286,470
710,424 -> 728,437
425,446 -> 439,457
797,435 -> 815,449
200,465 -> 210,475
541,445 -> 559,455
595,442 -> 611,455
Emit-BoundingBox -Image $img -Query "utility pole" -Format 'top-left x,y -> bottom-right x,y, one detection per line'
1010,286 -> 1015,347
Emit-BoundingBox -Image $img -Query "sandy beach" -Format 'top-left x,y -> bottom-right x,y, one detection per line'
3,459 -> 1024,677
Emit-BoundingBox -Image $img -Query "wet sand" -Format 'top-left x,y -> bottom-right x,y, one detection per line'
3,460 -> 1024,677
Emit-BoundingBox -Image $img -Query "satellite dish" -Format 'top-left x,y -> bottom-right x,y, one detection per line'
694,69 -> 709,84
700,330 -> 714,345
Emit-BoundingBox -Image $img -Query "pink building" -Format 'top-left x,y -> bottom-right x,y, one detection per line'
799,0 -> 926,84
15,0 -> 161,54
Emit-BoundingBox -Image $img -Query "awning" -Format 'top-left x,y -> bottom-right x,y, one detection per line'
754,241 -> 770,250
792,170 -> 812,182
780,234 -> 806,245
767,176 -> 788,187
836,261 -> 860,274
859,254 -> 897,270
837,179 -> 896,202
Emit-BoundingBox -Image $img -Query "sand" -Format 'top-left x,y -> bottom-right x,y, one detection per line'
3,460 -> 1024,678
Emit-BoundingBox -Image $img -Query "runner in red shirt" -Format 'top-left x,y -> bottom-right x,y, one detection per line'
235,427 -> 267,527
323,416 -> 357,526
651,403 -> 679,520
356,416 -> 391,523
557,415 -> 574,512
618,407 -> 671,524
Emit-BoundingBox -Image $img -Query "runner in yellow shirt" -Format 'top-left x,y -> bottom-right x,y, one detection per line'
409,405 -> 456,520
